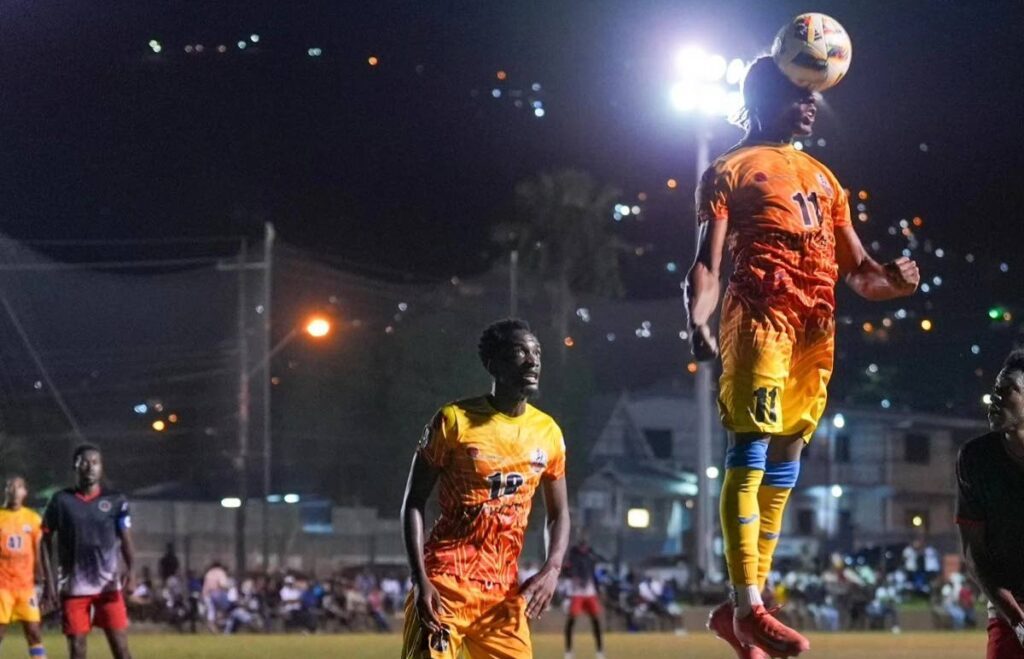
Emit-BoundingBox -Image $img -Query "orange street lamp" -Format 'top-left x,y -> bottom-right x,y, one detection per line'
305,316 -> 331,338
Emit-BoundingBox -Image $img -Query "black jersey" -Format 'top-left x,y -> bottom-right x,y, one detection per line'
956,432 -> 1024,601
42,488 -> 130,596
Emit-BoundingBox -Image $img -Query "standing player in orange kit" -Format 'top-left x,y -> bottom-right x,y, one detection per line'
685,56 -> 919,658
0,475 -> 47,659
400,318 -> 570,658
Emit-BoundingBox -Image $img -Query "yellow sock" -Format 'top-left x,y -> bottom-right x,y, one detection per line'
720,466 -> 765,588
756,484 -> 793,590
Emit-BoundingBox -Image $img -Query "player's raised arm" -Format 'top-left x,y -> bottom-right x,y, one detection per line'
685,216 -> 729,361
836,224 -> 919,300
400,451 -> 443,634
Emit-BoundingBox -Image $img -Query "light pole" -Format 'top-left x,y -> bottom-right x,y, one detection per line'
253,313 -> 333,568
670,46 -> 745,585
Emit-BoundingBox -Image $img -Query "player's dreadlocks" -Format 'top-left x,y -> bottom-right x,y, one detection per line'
735,55 -> 807,132
478,318 -> 532,370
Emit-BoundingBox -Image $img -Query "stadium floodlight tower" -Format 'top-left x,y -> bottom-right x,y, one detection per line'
669,46 -> 745,586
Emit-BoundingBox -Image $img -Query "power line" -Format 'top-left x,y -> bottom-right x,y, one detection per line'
18,236 -> 246,247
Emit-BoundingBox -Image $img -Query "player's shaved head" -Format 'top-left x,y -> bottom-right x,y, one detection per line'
989,348 -> 1024,434
478,318 -> 533,369
72,442 -> 102,467
1002,348 -> 1024,378
3,474 -> 27,508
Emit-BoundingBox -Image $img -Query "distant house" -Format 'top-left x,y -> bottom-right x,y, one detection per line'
578,390 -> 709,566
578,389 -> 985,572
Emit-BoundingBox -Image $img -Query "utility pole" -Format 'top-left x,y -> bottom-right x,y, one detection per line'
260,223 -> 275,568
509,249 -> 519,317
693,125 -> 716,585
235,241 -> 250,575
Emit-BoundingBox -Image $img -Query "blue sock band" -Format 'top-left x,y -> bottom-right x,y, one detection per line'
763,460 -> 800,488
29,646 -> 46,657
725,439 -> 769,470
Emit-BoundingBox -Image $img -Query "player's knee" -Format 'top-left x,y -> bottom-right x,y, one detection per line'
24,625 -> 43,645
725,437 -> 769,470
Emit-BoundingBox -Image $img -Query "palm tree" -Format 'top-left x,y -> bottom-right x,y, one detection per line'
496,169 -> 625,361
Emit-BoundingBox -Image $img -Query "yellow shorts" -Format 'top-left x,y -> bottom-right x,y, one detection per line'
401,573 -> 531,659
718,295 -> 834,440
0,588 -> 40,624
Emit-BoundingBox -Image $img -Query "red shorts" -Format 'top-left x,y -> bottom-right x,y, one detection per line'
569,594 -> 602,617
988,617 -> 1024,659
62,591 -> 129,636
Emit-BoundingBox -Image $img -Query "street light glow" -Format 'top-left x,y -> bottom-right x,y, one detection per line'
703,54 -> 727,81
221,497 -> 242,509
725,58 -> 747,85
670,46 -> 743,118
831,484 -> 844,498
626,508 -> 651,529
705,466 -> 720,480
283,493 -> 301,504
675,46 -> 706,79
832,413 -> 846,429
152,420 -> 166,432
305,317 -> 331,338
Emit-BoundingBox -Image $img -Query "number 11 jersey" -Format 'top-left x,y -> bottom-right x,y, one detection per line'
418,396 -> 566,586
697,141 -> 851,328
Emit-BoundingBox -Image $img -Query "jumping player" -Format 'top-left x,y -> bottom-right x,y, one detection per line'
685,56 -> 919,658
42,444 -> 134,659
957,348 -> 1024,658
401,318 -> 571,658
0,475 -> 47,658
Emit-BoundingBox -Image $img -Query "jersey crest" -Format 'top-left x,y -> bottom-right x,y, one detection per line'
529,448 -> 549,473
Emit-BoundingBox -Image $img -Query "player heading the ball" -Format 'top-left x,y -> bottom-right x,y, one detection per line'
685,46 -> 919,659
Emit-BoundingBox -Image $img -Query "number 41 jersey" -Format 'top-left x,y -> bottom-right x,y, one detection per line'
697,142 -> 851,325
418,396 -> 566,586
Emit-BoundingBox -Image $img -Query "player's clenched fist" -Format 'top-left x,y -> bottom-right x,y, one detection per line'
691,323 -> 719,362
883,256 -> 920,296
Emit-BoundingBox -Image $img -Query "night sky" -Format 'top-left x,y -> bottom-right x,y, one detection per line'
2,1 -> 1023,418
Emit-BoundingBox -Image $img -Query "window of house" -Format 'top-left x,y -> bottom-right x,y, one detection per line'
797,509 -> 815,535
644,428 -> 673,459
835,434 -> 851,463
904,433 -> 930,464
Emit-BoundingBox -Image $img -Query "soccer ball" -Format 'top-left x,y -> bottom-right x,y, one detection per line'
771,13 -> 852,92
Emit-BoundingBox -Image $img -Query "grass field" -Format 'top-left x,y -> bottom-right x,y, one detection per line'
11,631 -> 987,658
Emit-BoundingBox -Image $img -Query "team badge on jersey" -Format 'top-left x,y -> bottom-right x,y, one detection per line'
529,448 -> 548,473
22,524 -> 32,533
816,173 -> 834,196
98,500 -> 112,513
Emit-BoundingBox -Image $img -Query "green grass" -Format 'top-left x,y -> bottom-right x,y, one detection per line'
9,631 -> 987,658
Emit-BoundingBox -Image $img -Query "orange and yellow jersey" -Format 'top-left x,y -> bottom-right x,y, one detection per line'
0,507 -> 41,591
418,396 -> 566,586
697,142 -> 851,328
